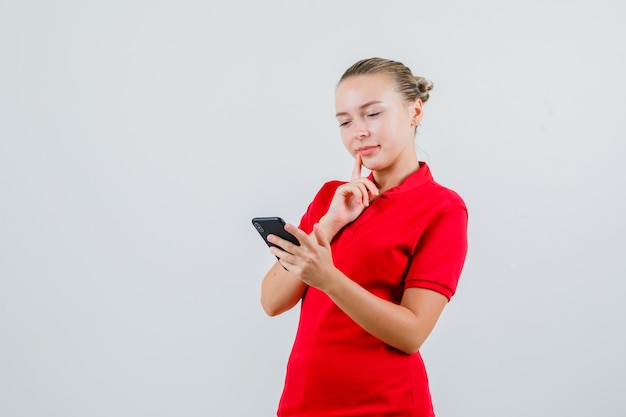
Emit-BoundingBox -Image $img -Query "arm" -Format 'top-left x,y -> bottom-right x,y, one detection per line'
271,222 -> 448,354
324,271 -> 447,354
259,216 -> 344,316
324,204 -> 468,353
260,261 -> 307,316
260,154 -> 378,317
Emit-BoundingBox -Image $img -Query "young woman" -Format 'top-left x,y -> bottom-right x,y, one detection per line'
261,58 -> 468,417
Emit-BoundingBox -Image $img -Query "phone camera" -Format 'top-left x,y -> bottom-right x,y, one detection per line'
254,223 -> 264,233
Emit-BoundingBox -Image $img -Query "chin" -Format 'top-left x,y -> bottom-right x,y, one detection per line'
362,159 -> 383,172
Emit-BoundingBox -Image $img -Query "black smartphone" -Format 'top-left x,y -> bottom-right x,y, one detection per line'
251,217 -> 300,254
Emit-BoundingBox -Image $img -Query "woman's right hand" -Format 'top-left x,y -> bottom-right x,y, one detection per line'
324,153 -> 379,233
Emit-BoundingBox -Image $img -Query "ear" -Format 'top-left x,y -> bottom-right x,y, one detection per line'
409,99 -> 423,127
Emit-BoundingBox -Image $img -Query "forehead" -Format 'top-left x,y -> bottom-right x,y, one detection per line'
335,73 -> 399,111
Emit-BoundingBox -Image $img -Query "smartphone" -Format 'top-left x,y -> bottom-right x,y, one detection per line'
251,217 -> 300,255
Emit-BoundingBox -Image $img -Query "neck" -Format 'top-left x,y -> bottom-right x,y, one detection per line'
373,160 -> 421,193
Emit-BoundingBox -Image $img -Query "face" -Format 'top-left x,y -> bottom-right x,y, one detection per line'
335,74 -> 422,176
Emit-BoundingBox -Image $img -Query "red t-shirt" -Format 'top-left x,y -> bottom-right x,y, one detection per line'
277,163 -> 468,417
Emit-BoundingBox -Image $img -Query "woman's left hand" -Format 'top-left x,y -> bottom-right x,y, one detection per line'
267,223 -> 339,292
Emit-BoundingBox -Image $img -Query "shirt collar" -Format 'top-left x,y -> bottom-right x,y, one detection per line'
367,162 -> 433,196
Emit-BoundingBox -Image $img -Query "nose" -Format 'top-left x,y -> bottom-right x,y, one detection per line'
352,120 -> 369,140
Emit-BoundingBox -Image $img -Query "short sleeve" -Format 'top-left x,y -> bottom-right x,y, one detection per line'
298,181 -> 343,234
404,204 -> 468,300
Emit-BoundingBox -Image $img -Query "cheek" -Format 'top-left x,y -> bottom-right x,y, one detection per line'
382,115 -> 405,138
340,132 -> 353,152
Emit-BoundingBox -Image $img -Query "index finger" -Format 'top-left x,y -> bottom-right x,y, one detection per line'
351,152 -> 362,180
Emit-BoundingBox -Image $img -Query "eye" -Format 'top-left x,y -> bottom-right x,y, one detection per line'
338,120 -> 351,128
366,112 -> 381,118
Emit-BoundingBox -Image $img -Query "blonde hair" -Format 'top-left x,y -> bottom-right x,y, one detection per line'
338,57 -> 433,104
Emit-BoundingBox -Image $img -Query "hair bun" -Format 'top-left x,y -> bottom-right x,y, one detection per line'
339,58 -> 434,105
414,76 -> 433,103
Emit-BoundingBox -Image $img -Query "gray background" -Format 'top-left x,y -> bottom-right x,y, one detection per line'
1,1 -> 625,416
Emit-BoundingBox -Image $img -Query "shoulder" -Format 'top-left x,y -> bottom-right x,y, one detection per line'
299,179 -> 345,232
392,163 -> 466,215
307,179 -> 346,213
429,181 -> 467,212
413,175 -> 467,219
312,180 -> 345,203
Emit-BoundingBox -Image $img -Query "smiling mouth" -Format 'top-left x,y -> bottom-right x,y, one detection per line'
357,146 -> 379,156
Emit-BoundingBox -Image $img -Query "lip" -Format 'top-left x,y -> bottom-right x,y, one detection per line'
356,145 -> 379,156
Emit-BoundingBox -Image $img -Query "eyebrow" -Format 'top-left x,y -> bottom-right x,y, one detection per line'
335,100 -> 384,118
